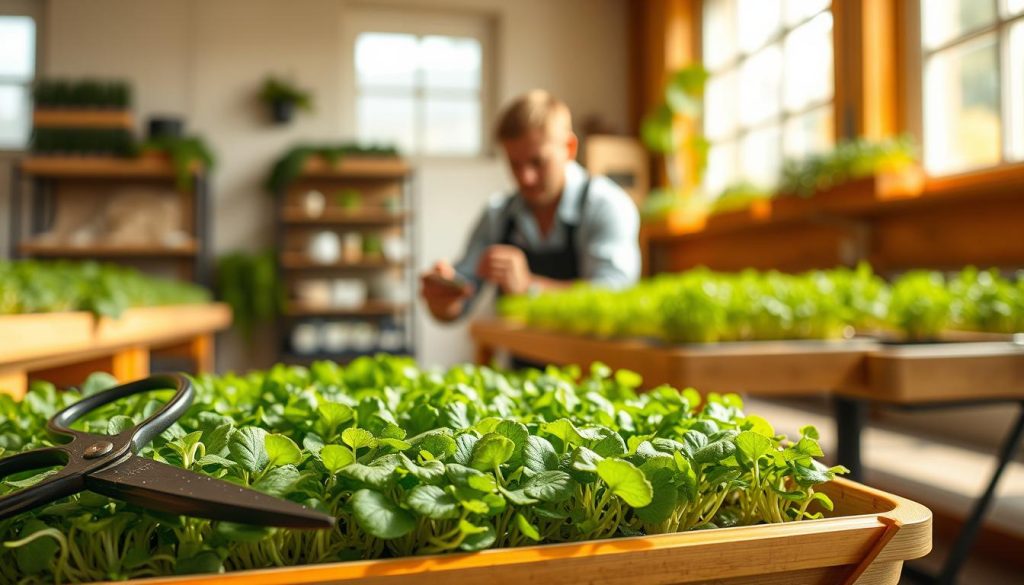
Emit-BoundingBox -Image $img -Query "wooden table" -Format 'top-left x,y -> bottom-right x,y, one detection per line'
470,318 -> 873,395
0,303 -> 232,398
833,341 -> 1024,585
471,318 -> 1022,585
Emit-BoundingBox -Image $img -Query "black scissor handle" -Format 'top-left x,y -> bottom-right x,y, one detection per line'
47,373 -> 194,453
0,447 -> 82,521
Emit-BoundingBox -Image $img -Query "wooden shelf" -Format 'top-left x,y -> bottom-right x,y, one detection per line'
32,109 -> 134,128
281,348 -> 413,364
19,154 -> 202,179
299,156 -> 411,179
279,252 -> 404,270
281,208 -> 410,226
285,301 -> 409,317
20,241 -> 198,258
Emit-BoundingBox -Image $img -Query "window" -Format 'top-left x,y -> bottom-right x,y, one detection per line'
701,0 -> 834,197
345,9 -> 492,157
920,0 -> 1024,174
0,15 -> 36,149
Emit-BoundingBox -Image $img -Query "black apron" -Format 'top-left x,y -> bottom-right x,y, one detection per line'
499,176 -> 591,371
498,176 -> 591,280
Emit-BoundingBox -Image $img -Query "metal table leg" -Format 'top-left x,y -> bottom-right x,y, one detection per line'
900,401 -> 1024,585
834,395 -> 868,481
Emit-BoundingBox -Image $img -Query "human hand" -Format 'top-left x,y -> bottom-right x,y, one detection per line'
477,245 -> 532,295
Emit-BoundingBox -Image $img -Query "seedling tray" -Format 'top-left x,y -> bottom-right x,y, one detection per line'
114,478 -> 930,585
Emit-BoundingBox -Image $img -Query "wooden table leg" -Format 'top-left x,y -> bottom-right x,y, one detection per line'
475,342 -> 494,366
0,369 -> 28,399
32,345 -> 150,388
189,334 -> 214,373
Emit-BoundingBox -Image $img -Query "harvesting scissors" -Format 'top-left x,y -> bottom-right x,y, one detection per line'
0,374 -> 334,528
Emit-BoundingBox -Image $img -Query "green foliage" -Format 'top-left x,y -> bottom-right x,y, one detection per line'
780,136 -> 917,198
710,181 -> 773,215
30,127 -> 138,157
0,357 -> 844,581
140,136 -> 216,191
215,251 -> 281,340
33,78 -> 133,109
0,260 -> 209,318
265,143 -> 400,195
499,264 -> 1024,341
259,76 -> 314,111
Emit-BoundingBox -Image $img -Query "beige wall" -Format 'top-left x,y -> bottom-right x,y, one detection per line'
1,0 -> 630,371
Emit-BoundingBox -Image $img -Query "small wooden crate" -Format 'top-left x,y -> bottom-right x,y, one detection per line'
114,478 -> 930,585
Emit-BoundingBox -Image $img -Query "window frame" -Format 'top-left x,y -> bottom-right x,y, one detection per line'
695,0 -> 839,196
903,0 -> 1024,177
340,5 -> 497,161
0,2 -> 42,155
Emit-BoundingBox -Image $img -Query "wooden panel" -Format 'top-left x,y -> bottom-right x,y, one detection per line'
32,109 -> 134,128
870,195 -> 1024,270
667,340 -> 871,396
470,319 -> 674,387
115,478 -> 930,585
470,319 -> 874,395
657,222 -> 858,273
300,156 -> 410,179
843,342 -> 1024,403
20,155 -> 201,179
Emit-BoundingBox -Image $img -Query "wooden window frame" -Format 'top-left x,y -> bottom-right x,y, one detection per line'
902,0 -> 1024,176
696,0 -> 839,195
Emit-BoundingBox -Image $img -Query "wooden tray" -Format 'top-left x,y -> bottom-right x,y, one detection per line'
843,341 -> 1024,403
471,319 -> 875,395
108,478 -> 930,585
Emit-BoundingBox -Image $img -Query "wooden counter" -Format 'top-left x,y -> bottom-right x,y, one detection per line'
0,303 -> 232,398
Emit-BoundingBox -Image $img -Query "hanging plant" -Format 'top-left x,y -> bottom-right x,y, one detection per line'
639,66 -> 710,221
259,76 -> 314,124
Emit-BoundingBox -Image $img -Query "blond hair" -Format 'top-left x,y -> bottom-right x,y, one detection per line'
495,90 -> 573,141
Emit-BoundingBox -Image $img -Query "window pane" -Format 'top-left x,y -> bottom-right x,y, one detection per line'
357,95 -> 416,154
0,16 -> 35,79
784,104 -> 833,160
1008,0 -> 1024,16
705,141 -> 739,197
355,33 -> 417,88
703,0 -> 738,70
738,0 -> 782,54
1009,19 -> 1024,161
785,0 -> 831,26
783,11 -> 833,112
0,85 -> 30,148
421,36 -> 481,91
423,98 -> 480,155
738,45 -> 783,126
923,34 -> 1001,173
704,70 -> 737,140
739,125 -> 782,188
922,0 -> 997,49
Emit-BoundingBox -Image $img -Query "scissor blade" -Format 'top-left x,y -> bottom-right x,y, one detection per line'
86,456 -> 334,529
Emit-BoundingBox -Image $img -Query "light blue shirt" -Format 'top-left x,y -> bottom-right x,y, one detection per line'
454,160 -> 641,291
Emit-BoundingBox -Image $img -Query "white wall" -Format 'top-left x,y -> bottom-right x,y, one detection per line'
0,0 -> 629,372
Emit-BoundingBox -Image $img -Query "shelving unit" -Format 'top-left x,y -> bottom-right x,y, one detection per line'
8,154 -> 211,284
274,155 -> 415,363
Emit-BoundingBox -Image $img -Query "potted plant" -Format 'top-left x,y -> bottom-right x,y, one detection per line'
639,66 -> 711,229
259,76 -> 314,124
